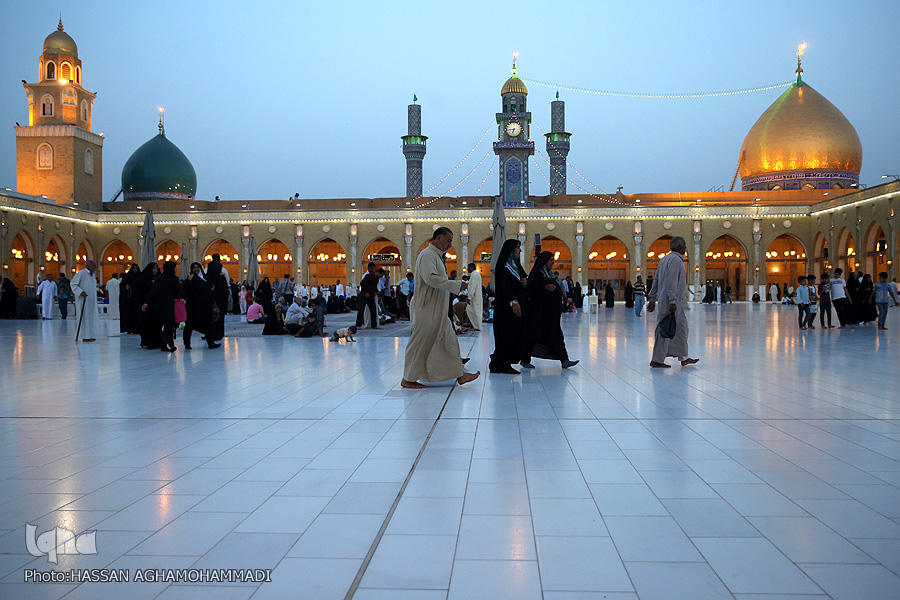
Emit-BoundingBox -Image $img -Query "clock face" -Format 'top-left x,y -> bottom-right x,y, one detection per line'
505,122 -> 522,138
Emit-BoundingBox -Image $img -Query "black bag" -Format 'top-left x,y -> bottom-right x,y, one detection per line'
656,312 -> 677,339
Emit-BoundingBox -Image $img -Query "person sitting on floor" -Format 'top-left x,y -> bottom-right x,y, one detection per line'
294,313 -> 324,338
246,300 -> 266,324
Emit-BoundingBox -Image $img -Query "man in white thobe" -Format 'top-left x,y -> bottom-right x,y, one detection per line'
769,283 -> 779,304
37,274 -> 58,319
647,237 -> 698,368
335,281 -> 345,298
106,274 -> 121,319
71,260 -> 100,342
401,227 -> 480,389
465,262 -> 483,330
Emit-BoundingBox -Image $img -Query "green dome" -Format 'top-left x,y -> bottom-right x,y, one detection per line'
44,21 -> 78,56
121,129 -> 197,201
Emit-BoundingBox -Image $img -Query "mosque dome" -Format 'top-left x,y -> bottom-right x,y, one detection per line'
739,75 -> 862,191
502,75 -> 528,96
121,126 -> 197,201
43,20 -> 78,57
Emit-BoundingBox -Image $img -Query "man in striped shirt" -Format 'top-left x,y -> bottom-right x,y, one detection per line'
633,276 -> 646,316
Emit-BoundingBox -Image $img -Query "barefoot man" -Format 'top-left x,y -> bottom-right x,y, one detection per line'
401,227 -> 480,389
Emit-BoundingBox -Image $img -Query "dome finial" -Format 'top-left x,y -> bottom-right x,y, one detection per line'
158,106 -> 165,136
796,42 -> 806,85
512,51 -> 518,77
58,15 -> 63,31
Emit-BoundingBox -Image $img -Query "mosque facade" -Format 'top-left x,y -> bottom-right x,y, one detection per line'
1,22 -> 897,303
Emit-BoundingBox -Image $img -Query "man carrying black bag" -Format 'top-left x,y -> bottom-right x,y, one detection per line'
647,236 -> 699,369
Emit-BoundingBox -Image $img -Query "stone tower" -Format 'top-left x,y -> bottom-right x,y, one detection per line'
494,54 -> 535,206
16,19 -> 103,207
401,97 -> 427,197
545,93 -> 571,195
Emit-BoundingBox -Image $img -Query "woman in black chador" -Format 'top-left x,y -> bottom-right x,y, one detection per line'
521,251 -> 579,370
488,239 -> 528,374
624,281 -> 634,308
135,262 -> 160,348
144,261 -> 182,352
605,283 -> 615,308
120,263 -> 141,333
183,262 -> 221,350
0,278 -> 18,319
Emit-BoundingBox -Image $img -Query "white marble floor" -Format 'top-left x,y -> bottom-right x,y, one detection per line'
1,303 -> 899,600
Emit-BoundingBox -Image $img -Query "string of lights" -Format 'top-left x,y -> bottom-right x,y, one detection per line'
532,121 -> 609,197
412,148 -> 494,209
522,78 -> 793,99
534,149 -> 635,206
413,124 -> 493,202
474,161 -> 495,196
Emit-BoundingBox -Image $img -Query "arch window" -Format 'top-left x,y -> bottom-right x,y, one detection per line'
802,183 -> 816,190
37,143 -> 53,169
10,232 -> 35,291
363,237 -> 401,282
831,183 -> 843,189
770,184 -> 782,190
257,239 -> 292,281
534,236 -> 572,279
308,238 -> 347,286
587,236 -> 629,296
63,88 -> 77,106
765,234 -> 807,291
75,66 -> 81,84
45,61 -> 56,80
472,238 -> 495,286
39,60 -> 43,82
41,94 -> 54,117
101,240 -> 135,280
61,62 -> 72,81
81,100 -> 89,122
75,241 -> 94,273
45,237 -> 66,276
84,148 -> 94,175
704,235 -> 748,299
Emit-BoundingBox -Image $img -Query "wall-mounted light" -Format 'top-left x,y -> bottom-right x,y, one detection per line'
518,222 -> 526,235
576,222 -> 584,234
350,224 -> 358,237
296,224 -> 303,237
242,226 -> 250,237
405,223 -> 413,236
461,222 -> 469,236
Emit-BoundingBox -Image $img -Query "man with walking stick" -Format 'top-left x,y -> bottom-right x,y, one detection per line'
71,260 -> 100,342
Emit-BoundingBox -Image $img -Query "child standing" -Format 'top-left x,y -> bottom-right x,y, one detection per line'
795,276 -> 810,330
873,272 -> 900,330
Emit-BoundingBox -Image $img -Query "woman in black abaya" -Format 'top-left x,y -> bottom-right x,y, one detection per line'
135,262 -> 160,349
521,251 -> 578,369
144,261 -> 182,352
183,262 -> 220,349
624,281 -> 634,309
605,283 -> 615,308
120,263 -> 141,333
488,239 -> 528,374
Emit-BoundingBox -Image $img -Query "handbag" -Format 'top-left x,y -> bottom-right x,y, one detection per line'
173,298 -> 187,323
656,312 -> 677,339
211,303 -> 221,322
809,303 -> 818,314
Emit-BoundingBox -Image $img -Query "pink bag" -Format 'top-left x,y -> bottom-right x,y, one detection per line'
173,299 -> 187,323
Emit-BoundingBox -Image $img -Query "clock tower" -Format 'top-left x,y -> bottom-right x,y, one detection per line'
494,54 -> 534,207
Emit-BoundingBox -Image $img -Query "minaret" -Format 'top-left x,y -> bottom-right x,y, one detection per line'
16,19 -> 103,206
545,91 -> 571,195
401,96 -> 427,197
494,52 -> 535,206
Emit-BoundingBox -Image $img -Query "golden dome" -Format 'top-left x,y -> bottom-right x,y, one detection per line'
502,75 -> 528,96
43,18 -> 78,57
739,81 -> 862,181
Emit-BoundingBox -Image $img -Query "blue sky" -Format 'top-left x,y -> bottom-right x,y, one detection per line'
1,0 -> 898,202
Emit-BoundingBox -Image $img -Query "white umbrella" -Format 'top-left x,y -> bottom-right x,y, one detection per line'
179,243 -> 189,280
139,211 -> 156,269
490,197 -> 507,284
248,237 -> 260,288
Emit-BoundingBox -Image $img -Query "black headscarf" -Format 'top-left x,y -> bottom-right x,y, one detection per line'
494,239 -> 526,280
528,251 -> 555,286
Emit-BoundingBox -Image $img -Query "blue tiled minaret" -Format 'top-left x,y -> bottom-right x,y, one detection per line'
545,92 -> 571,195
402,97 -> 427,197
494,53 -> 535,206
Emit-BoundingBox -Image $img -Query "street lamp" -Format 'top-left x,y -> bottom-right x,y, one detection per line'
881,174 -> 900,181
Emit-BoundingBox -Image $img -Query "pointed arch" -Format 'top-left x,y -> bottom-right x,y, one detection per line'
864,220 -> 888,276
37,142 -> 53,169
308,237 -> 346,286
535,236 -> 572,279
765,234 -> 808,292
587,235 -> 630,296
472,237 -> 496,285
45,235 -> 68,277
363,236 -> 402,282
419,240 -> 459,276
101,240 -> 136,281
60,62 -> 72,81
45,60 -> 56,81
704,234 -> 748,299
257,237 -> 292,281
155,239 -> 181,264
813,232 -> 829,276
40,95 -> 54,118
10,231 -> 36,290
836,227 -> 857,274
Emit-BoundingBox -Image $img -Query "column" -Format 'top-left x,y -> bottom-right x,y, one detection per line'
887,199 -> 896,279
753,219 -> 762,298
574,221 -> 585,284
190,226 -> 198,264
295,235 -> 304,281
37,218 -> 46,278
633,220 -> 644,280
1,211 -> 8,280
460,224 -> 469,271
692,220 -> 702,298
349,225 -> 359,290
404,224 -> 413,273
854,207 -> 863,273
241,234 -> 250,281
517,222 -> 528,269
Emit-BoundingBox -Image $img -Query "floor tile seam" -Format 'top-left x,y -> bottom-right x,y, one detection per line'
514,406 -> 548,596
341,358 -> 472,600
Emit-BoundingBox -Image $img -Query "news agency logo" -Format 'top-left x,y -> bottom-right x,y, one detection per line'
25,524 -> 97,564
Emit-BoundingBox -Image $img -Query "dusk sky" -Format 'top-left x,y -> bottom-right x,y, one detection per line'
1,0 -> 898,202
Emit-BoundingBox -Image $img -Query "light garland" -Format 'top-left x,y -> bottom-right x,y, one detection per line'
534,150 -> 634,206
533,120 -> 620,201
412,148 -> 493,209
522,78 -> 793,99
413,124 -> 493,203
474,161 -> 495,196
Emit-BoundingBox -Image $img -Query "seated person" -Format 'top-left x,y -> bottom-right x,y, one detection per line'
452,294 -> 474,332
262,304 -> 288,335
247,300 -> 266,324
276,295 -> 290,313
309,297 -> 326,333
294,313 -> 324,338
331,325 -> 357,343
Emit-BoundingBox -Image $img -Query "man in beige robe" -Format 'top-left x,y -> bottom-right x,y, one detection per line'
465,262 -> 483,330
402,228 -> 480,389
647,236 -> 698,368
